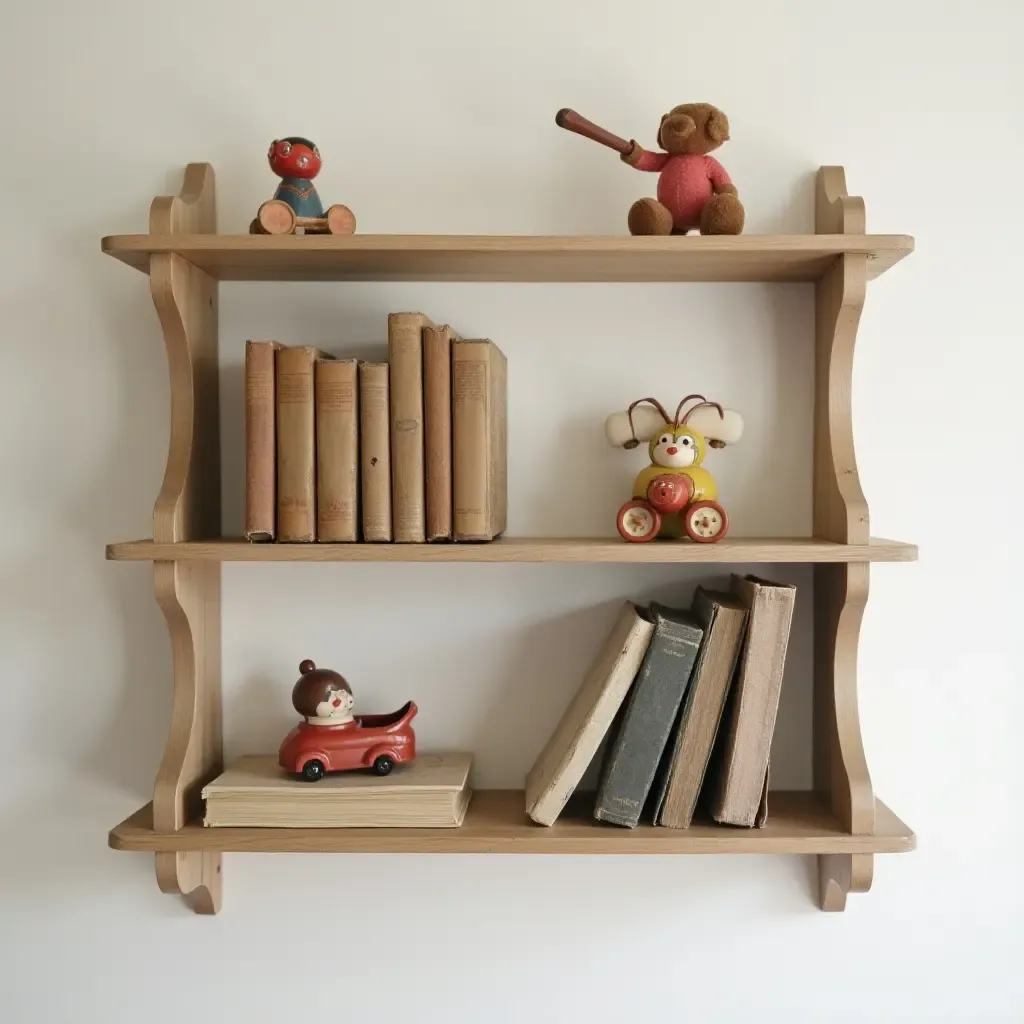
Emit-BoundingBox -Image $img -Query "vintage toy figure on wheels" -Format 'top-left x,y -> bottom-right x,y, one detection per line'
605,395 -> 743,543
251,137 -> 356,235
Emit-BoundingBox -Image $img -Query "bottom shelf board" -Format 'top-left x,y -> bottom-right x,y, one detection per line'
110,790 -> 914,855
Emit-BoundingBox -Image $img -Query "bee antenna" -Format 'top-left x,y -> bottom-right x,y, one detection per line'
625,397 -> 670,447
672,394 -> 708,428
681,400 -> 725,425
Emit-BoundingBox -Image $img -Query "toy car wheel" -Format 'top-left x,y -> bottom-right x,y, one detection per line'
372,755 -> 395,776
301,759 -> 325,782
257,199 -> 297,235
684,501 -> 729,543
325,204 -> 357,235
248,217 -> 265,235
616,500 -> 661,543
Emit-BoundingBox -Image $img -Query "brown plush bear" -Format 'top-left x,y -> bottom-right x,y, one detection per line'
621,103 -> 744,236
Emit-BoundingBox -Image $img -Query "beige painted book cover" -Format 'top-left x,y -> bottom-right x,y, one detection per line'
316,357 -> 359,542
359,361 -> 392,542
245,339 -> 281,541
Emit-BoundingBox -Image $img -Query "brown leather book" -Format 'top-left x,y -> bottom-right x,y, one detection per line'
244,339 -> 281,541
316,357 -> 359,542
423,323 -> 457,541
388,312 -> 435,542
276,346 -> 327,542
452,339 -> 507,541
706,574 -> 796,827
359,361 -> 392,542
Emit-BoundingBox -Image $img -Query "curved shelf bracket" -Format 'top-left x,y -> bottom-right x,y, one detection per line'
813,167 -> 875,910
148,165 -> 224,913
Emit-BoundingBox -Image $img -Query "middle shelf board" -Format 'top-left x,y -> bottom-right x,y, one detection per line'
107,537 -> 917,564
110,791 -> 914,855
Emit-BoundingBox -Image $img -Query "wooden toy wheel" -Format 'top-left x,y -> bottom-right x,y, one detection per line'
248,217 -> 264,235
325,204 -> 357,235
257,199 -> 297,235
616,500 -> 661,543
684,500 -> 728,543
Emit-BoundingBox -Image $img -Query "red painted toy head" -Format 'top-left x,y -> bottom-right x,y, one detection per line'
268,137 -> 321,179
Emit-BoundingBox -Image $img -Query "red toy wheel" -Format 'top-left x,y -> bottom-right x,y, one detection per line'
257,199 -> 297,235
325,204 -> 357,235
616,500 -> 661,543
646,474 -> 693,515
683,501 -> 729,543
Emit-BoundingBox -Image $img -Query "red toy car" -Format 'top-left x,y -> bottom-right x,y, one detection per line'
278,660 -> 417,782
279,701 -> 418,782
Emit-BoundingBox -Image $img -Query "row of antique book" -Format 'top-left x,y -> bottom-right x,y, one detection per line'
526,574 -> 796,829
245,312 -> 508,543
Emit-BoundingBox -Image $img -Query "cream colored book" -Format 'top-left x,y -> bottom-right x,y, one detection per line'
423,323 -> 457,541
316,357 -> 359,542
706,574 -> 796,827
202,753 -> 473,828
452,339 -> 507,541
525,602 -> 655,826
388,312 -> 435,542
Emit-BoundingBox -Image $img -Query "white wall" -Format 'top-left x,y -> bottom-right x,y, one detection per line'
2,1 -> 1021,1020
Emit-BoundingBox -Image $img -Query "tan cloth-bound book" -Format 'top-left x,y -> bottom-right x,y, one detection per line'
423,324 -> 457,541
277,346 -> 329,542
245,340 -> 281,541
706,574 -> 796,827
525,602 -> 655,826
359,361 -> 392,542
452,339 -> 507,541
316,357 -> 359,542
388,312 -> 435,542
202,753 -> 473,828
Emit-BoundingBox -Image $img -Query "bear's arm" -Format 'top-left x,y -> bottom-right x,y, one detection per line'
705,156 -> 737,194
622,145 -> 669,172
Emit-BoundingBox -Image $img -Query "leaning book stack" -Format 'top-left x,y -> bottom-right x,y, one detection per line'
525,574 -> 796,830
243,312 -> 507,544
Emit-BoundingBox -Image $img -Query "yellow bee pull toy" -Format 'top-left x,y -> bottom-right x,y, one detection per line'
605,394 -> 743,543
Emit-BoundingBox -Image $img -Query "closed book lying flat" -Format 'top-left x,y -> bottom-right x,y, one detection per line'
202,753 -> 473,828
652,588 -> 748,828
316,357 -> 359,542
593,604 -> 704,828
706,574 -> 796,827
245,339 -> 281,541
525,602 -> 655,826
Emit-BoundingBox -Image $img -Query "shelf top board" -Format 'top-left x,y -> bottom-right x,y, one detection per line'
106,536 -> 918,564
109,791 -> 915,855
100,233 -> 913,283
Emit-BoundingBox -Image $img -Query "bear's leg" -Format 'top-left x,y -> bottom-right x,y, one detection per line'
628,198 -> 674,236
699,193 -> 745,235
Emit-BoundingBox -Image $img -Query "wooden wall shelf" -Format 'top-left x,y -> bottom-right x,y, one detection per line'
103,163 -> 916,915
110,791 -> 914,856
107,536 -> 917,564
101,231 -> 913,282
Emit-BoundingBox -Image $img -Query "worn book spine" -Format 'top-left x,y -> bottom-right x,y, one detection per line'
388,312 -> 430,542
244,339 -> 280,541
423,323 -> 455,541
316,358 -> 359,542
359,362 -> 392,542
452,339 -> 508,541
277,346 -> 326,542
593,605 -> 704,828
653,588 -> 748,828
525,602 -> 655,826
707,574 -> 796,827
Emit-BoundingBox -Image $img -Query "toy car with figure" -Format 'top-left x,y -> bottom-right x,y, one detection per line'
605,394 -> 743,544
278,660 -> 416,781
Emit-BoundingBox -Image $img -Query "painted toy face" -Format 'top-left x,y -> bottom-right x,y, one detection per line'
314,685 -> 355,721
268,139 -> 322,179
651,428 -> 699,469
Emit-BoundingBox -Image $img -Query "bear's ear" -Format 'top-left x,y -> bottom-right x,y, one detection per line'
706,108 -> 730,143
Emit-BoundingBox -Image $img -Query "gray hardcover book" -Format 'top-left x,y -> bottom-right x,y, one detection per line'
593,604 -> 704,828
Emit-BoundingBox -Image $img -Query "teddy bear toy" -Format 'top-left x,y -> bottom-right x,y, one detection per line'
555,104 -> 744,236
